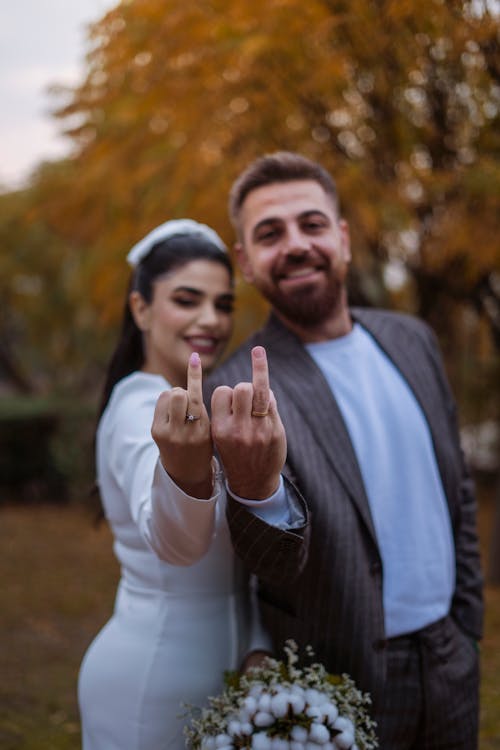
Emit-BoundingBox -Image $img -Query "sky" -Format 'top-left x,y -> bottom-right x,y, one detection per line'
0,0 -> 115,191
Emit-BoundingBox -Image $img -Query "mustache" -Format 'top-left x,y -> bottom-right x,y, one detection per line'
274,249 -> 329,277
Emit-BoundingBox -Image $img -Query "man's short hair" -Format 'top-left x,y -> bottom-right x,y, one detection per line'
228,151 -> 339,232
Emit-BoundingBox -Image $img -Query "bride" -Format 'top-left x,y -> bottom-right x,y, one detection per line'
78,220 -> 273,750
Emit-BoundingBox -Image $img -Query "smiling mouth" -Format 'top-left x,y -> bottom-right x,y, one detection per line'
277,265 -> 325,284
185,336 -> 221,354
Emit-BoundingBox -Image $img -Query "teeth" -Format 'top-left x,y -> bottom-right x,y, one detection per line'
189,337 -> 216,347
284,267 -> 317,279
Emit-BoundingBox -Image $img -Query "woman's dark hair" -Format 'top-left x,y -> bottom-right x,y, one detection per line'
97,233 -> 233,418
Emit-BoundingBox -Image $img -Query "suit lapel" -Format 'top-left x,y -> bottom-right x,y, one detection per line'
259,315 -> 378,543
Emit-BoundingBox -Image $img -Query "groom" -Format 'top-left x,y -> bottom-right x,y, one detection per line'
206,151 -> 483,749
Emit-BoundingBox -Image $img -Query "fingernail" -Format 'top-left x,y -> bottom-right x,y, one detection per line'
253,346 -> 265,358
190,352 -> 201,366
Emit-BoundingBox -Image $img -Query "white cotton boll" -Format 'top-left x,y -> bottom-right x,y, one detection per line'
306,705 -> 322,720
250,684 -> 265,699
322,703 -> 339,726
290,685 -> 305,698
258,693 -> 272,712
289,693 -> 306,715
305,689 -> 322,706
308,722 -> 330,745
305,742 -> 320,750
270,693 -> 290,718
227,720 -> 241,737
271,738 -> 290,750
290,742 -> 304,750
240,722 -> 253,736
201,737 -> 216,750
215,734 -> 232,748
244,695 -> 258,714
252,732 -> 273,750
333,731 -> 355,749
291,725 -> 308,743
238,709 -> 251,724
332,718 -> 354,735
254,711 -> 274,728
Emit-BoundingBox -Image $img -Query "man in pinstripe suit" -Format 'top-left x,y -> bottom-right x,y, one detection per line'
206,152 -> 483,749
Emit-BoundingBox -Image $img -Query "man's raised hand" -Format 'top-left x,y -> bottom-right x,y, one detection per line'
211,346 -> 287,499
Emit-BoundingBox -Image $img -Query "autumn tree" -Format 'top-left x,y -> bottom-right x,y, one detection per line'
1,0 -> 498,402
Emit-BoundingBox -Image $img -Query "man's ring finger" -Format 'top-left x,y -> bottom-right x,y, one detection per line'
251,410 -> 269,418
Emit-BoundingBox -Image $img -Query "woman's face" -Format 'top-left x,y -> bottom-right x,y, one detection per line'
131,259 -> 234,386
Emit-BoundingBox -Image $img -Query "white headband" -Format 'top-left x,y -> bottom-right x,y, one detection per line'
126,219 -> 227,267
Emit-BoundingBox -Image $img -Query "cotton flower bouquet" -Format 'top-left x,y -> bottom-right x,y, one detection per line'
184,641 -> 378,750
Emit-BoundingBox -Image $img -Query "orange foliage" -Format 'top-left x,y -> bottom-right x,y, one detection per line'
0,0 -> 498,392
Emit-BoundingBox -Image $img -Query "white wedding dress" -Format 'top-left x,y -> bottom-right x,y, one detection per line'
78,372 -> 269,750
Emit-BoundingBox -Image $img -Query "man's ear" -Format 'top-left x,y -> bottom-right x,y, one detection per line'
234,242 -> 255,283
129,291 -> 151,331
339,218 -> 351,264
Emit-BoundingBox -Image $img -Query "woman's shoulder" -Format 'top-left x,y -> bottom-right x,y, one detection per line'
102,371 -> 170,427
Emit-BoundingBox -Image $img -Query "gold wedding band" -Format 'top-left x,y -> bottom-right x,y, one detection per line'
251,410 -> 269,418
185,413 -> 201,423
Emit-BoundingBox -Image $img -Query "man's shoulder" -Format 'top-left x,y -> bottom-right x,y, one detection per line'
352,306 -> 434,340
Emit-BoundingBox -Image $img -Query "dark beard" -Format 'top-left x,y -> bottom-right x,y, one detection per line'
263,280 -> 344,327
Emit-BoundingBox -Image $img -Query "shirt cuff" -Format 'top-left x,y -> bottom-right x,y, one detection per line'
156,456 -> 222,504
226,476 -> 294,528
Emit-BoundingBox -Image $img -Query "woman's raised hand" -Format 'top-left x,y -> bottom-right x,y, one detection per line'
151,352 -> 214,499
210,346 -> 287,500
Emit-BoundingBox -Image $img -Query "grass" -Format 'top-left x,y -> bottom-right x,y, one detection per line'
0,483 -> 499,749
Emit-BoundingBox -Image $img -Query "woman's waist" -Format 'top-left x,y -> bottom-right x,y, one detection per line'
114,579 -> 250,619
114,540 -> 245,594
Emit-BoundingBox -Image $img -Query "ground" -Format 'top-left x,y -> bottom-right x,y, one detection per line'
0,481 -> 498,749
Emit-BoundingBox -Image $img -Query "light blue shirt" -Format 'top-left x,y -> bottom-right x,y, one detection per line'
306,324 -> 455,637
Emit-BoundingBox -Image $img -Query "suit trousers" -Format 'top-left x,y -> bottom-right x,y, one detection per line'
373,615 -> 480,749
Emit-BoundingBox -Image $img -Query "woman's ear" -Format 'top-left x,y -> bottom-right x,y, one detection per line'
129,291 -> 151,331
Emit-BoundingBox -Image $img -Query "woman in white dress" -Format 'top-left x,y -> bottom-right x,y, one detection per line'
78,220 -> 270,750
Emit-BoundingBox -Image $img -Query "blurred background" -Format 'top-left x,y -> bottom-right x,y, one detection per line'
0,0 -> 499,747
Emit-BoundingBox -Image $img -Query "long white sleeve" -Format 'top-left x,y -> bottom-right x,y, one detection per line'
97,372 -> 221,566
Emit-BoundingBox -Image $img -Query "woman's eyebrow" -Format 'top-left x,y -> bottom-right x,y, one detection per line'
172,286 -> 202,295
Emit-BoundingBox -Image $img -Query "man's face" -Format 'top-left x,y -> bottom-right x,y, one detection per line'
235,180 -> 351,328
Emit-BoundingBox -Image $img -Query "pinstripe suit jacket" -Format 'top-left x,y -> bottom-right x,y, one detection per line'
204,307 -> 483,705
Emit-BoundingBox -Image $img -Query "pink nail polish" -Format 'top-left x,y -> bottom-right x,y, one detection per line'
190,352 -> 200,366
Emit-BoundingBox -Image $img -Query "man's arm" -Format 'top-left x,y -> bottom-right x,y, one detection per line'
210,346 -> 310,583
